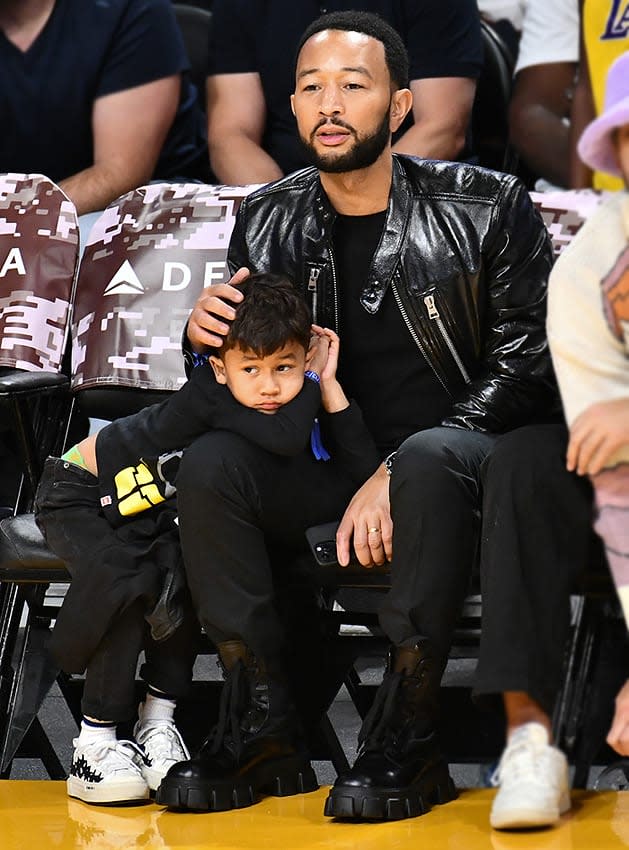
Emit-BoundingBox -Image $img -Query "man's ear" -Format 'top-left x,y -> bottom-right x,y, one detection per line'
390,88 -> 413,132
290,93 -> 296,117
209,355 -> 227,384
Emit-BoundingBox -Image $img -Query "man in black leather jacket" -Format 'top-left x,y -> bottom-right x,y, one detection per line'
158,10 -> 593,831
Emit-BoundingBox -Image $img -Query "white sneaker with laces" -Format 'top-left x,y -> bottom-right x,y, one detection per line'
490,722 -> 571,830
134,707 -> 190,791
67,738 -> 150,805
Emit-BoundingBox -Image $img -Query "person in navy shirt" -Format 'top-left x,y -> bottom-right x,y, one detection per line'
0,0 -> 209,215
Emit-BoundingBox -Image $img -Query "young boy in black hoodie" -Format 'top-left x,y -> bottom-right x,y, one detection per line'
34,273 -> 378,805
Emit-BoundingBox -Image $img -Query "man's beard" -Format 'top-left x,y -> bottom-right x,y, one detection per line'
298,108 -> 391,174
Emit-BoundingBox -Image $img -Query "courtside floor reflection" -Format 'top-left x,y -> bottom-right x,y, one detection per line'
2,783 -> 629,850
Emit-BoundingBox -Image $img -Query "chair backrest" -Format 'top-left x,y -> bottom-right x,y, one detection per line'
0,174 -> 78,507
71,182 -> 257,420
472,20 -> 518,173
0,174 -> 78,373
173,3 -> 212,111
529,189 -> 609,258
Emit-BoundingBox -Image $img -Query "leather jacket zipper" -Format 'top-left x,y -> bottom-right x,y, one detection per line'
307,266 -> 321,322
423,295 -> 471,384
327,246 -> 340,331
391,275 -> 450,396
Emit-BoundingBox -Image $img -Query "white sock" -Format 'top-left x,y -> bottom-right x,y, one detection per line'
138,690 -> 176,725
77,719 -> 117,746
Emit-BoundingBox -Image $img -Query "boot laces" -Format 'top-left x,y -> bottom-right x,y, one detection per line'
357,670 -> 405,755
206,660 -> 248,757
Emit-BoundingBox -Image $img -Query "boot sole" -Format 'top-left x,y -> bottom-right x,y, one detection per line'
155,754 -> 318,812
324,760 -> 457,821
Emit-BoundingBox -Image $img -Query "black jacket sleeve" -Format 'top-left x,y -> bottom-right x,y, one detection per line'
441,178 -> 558,432
320,401 -> 381,486
96,365 -> 321,479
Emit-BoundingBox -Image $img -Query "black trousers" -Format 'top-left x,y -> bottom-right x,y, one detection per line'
177,423 -> 594,718
475,424 -> 594,714
35,459 -> 198,722
176,432 -> 358,660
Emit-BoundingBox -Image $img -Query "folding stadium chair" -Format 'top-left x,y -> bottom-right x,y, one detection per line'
0,173 -> 79,777
472,19 -> 520,175
173,3 -> 212,112
0,181 -> 257,777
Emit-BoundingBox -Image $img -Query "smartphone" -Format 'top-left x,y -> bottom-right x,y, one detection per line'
305,520 -> 390,575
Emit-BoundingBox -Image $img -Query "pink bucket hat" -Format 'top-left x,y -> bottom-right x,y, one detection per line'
578,51 -> 629,177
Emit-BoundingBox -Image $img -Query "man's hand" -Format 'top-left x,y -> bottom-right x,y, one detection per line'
608,680 -> 629,755
336,465 -> 392,567
567,398 -> 629,475
187,267 -> 249,352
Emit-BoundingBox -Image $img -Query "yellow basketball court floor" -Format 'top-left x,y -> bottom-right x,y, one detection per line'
2,783 -> 629,850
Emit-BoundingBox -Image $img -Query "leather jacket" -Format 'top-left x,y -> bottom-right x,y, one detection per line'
203,155 -> 557,433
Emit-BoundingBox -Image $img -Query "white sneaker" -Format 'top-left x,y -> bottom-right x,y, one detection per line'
67,738 -> 150,805
134,709 -> 190,791
490,722 -> 571,830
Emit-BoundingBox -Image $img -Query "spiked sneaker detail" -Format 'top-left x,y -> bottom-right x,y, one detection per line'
67,738 -> 150,805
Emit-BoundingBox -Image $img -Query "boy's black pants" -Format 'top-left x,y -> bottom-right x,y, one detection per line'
35,458 -> 198,722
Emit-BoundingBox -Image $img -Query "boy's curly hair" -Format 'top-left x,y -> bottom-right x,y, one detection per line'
221,273 -> 311,356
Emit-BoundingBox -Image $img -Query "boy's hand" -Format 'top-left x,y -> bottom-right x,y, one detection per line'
336,465 -> 392,567
187,267 -> 249,352
309,325 -> 349,413
306,330 -> 331,377
567,398 -> 629,475
312,326 -> 340,382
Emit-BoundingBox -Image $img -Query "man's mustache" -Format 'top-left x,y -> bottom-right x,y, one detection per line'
311,118 -> 357,138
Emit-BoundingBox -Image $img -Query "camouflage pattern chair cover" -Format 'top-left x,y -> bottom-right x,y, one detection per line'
0,173 -> 79,373
529,188 -> 609,258
72,182 -> 258,394
0,175 -> 78,777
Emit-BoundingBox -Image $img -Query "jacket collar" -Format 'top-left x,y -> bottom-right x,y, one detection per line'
308,156 -> 413,314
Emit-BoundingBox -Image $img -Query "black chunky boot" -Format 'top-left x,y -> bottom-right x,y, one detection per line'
324,639 -> 457,820
156,640 -> 318,811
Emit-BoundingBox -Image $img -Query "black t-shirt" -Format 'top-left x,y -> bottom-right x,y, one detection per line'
208,0 -> 483,175
0,0 -> 208,182
334,211 -> 452,456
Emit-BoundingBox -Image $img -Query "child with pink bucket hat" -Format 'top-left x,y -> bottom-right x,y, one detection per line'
548,49 -> 629,759
578,51 -> 629,180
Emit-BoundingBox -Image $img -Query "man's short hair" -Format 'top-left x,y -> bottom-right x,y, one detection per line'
296,10 -> 410,90
222,273 -> 311,356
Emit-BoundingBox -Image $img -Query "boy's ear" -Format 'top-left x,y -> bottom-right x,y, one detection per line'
209,355 -> 227,384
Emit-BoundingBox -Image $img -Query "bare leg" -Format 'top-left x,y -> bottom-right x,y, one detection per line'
503,691 -> 552,740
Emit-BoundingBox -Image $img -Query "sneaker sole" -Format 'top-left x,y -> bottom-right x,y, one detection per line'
324,761 -> 457,821
142,763 -> 179,792
155,754 -> 319,812
491,792 -> 571,830
67,775 -> 150,806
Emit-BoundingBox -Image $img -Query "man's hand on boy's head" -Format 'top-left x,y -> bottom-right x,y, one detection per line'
567,397 -> 629,475
187,267 -> 249,352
